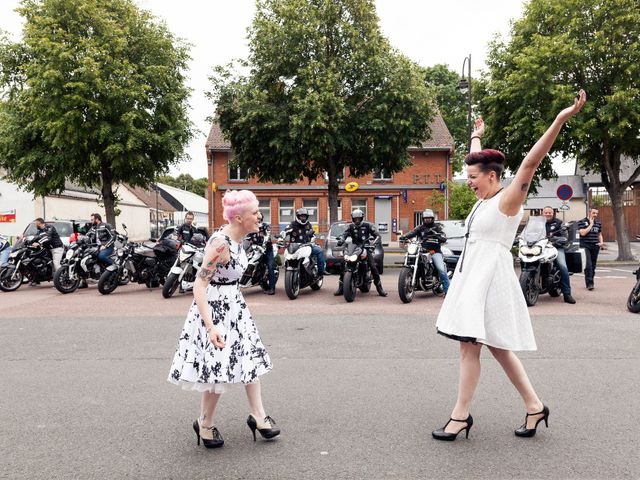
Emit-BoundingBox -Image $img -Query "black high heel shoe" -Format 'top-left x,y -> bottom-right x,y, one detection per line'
432,414 -> 473,441
247,414 -> 280,441
192,420 -> 224,448
514,405 -> 549,437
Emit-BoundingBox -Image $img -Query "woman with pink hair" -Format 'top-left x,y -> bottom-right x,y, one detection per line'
168,189 -> 280,448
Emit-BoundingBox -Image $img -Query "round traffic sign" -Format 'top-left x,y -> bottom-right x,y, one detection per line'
556,184 -> 573,201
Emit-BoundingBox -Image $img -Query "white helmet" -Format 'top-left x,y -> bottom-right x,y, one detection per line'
295,208 -> 309,225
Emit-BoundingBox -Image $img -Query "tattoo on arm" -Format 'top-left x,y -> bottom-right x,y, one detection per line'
198,267 -> 213,279
520,183 -> 529,192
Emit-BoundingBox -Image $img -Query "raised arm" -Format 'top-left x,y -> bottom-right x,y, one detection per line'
469,118 -> 485,153
500,90 -> 587,216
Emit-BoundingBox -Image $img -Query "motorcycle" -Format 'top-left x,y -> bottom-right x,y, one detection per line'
0,232 -> 53,292
397,238 -> 453,303
162,236 -> 206,298
627,235 -> 640,313
518,216 -> 564,306
98,229 -> 178,295
53,233 -> 127,294
340,238 -> 375,303
239,238 -> 279,291
279,236 -> 323,300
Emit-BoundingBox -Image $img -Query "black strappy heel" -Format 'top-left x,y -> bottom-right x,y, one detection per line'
193,420 -> 224,448
514,405 -> 549,437
432,414 -> 473,441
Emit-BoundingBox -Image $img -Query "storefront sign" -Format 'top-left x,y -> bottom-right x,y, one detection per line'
0,210 -> 16,223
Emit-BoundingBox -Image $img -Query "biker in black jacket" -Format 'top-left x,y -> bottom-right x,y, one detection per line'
176,212 -> 196,243
543,206 -> 575,304
283,208 -> 326,276
399,209 -> 450,294
333,209 -> 387,297
88,213 -> 115,267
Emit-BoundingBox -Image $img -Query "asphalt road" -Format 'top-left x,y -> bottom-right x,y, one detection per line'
1,267 -> 639,480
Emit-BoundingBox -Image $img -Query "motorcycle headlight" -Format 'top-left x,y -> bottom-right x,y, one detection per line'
520,245 -> 542,256
179,251 -> 192,262
9,252 -> 18,258
117,248 -> 124,257
65,249 -> 75,259
345,254 -> 358,262
407,244 -> 419,255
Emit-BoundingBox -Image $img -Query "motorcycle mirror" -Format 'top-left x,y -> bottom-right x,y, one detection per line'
122,223 -> 127,229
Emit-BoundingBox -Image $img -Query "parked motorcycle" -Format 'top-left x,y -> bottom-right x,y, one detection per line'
98,229 -> 178,295
627,235 -> 640,313
279,237 -> 323,300
162,234 -> 206,298
0,232 -> 53,291
340,238 -> 374,303
518,216 -> 564,306
397,238 -> 453,303
239,238 -> 279,291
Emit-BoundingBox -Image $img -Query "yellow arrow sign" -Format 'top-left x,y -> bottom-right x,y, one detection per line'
345,182 -> 359,193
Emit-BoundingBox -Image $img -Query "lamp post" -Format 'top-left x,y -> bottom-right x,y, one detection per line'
458,54 -> 472,152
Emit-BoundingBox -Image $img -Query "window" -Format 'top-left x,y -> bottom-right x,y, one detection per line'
351,198 -> 368,220
413,211 -> 422,228
373,168 -> 392,181
327,199 -> 342,222
302,198 -> 318,223
279,199 -> 294,224
258,199 -> 271,224
228,164 -> 249,181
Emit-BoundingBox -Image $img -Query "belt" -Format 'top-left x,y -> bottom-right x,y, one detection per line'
468,238 -> 511,250
210,280 -> 238,286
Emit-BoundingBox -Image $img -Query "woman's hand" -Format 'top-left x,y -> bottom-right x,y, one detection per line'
471,117 -> 485,138
557,89 -> 586,123
207,326 -> 226,348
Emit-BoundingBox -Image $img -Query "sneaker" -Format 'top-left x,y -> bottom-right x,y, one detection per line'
563,294 -> 576,304
267,288 -> 275,295
587,284 -> 594,291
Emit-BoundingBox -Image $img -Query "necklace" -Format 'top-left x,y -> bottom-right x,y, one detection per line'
482,186 -> 504,201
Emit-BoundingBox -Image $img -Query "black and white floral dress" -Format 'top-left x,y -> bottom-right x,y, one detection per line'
168,232 -> 272,393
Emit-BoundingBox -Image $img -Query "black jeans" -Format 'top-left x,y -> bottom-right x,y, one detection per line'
582,243 -> 600,287
339,252 -> 381,285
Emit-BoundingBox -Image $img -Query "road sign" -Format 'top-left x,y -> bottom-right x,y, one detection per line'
439,181 -> 447,192
556,184 -> 574,201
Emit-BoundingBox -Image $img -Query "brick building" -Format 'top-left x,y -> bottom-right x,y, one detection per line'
205,115 -> 454,244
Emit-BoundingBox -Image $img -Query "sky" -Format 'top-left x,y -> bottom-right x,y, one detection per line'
0,0 -> 577,178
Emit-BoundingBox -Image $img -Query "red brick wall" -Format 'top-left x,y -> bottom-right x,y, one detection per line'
207,149 -> 452,239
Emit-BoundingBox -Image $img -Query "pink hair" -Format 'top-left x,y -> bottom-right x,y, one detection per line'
222,190 -> 259,222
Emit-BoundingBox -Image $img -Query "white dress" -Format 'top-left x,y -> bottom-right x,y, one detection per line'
168,232 -> 272,393
436,190 -> 536,351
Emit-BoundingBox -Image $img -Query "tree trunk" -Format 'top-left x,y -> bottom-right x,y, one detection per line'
327,158 -> 340,225
602,148 -> 634,261
100,162 -> 117,227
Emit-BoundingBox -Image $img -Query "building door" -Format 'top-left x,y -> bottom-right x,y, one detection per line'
374,197 -> 392,246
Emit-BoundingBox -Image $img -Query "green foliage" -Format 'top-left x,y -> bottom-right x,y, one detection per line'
210,0 -> 435,223
448,181 -> 477,220
479,0 -> 640,258
158,173 -> 208,197
0,0 -> 193,224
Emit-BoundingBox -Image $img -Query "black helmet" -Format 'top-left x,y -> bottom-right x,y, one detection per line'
351,209 -> 365,225
190,233 -> 205,247
296,208 -> 309,225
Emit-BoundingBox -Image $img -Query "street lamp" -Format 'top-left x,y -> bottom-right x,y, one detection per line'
458,54 -> 472,153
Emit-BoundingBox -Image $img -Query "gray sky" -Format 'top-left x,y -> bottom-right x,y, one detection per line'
0,0 -> 576,178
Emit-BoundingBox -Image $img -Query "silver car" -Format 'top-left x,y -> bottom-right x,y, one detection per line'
436,220 -> 466,255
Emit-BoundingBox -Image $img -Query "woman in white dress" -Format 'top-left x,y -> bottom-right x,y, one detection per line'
168,190 -> 280,448
432,90 -> 587,441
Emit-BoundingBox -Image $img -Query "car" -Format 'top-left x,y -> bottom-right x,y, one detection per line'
323,221 -> 385,275
436,220 -> 466,255
18,220 -> 85,248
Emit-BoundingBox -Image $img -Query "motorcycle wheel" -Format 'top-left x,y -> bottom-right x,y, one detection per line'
284,270 -> 300,300
53,267 -> 79,294
519,270 -> 539,306
98,270 -> 120,295
627,280 -> 640,313
398,267 -> 415,304
359,274 -> 372,293
0,266 -> 23,292
343,271 -> 356,303
162,273 -> 180,299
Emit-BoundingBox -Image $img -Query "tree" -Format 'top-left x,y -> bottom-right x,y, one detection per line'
448,181 -> 477,220
211,0 -> 435,224
157,173 -> 208,197
480,0 -> 640,260
0,0 -> 193,225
